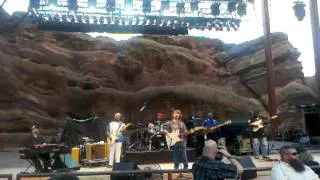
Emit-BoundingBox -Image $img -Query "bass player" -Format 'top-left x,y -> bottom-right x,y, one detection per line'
107,112 -> 128,167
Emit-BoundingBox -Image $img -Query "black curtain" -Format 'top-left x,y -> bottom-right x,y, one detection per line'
60,117 -> 106,147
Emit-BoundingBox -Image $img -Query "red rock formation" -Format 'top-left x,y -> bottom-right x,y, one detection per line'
0,17 -> 316,133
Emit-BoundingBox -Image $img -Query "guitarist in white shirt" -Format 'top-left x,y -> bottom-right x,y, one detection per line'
107,112 -> 126,167
248,111 -> 269,160
164,109 -> 189,170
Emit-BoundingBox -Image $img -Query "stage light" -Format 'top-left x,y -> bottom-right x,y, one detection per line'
190,0 -> 198,13
237,2 -> 247,17
293,1 -> 306,21
128,18 -> 133,25
93,16 -> 98,24
88,0 -> 97,8
77,15 -> 83,23
176,2 -> 185,15
210,2 -> 220,16
135,16 -> 140,25
99,16 -> 104,24
48,0 -> 57,6
85,15 -> 90,24
62,14 -> 68,22
69,15 -> 75,23
107,17 -> 111,24
106,0 -> 116,12
29,0 -> 40,9
161,0 -> 170,12
53,13 -> 60,22
68,0 -> 78,12
114,17 -> 120,25
227,0 -> 237,13
121,18 -> 126,25
142,0 -> 152,14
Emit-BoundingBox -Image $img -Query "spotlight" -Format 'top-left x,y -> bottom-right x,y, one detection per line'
121,18 -> 126,25
211,2 -> 220,16
29,0 -> 40,9
135,16 -> 140,25
190,0 -> 198,13
70,15 -> 76,23
91,16 -> 97,24
293,1 -> 306,21
237,2 -> 247,16
106,0 -> 116,12
107,17 -> 111,24
176,2 -> 185,15
142,0 -> 152,14
161,0 -> 170,12
114,17 -> 119,25
99,16 -> 104,24
62,14 -> 68,22
84,15 -> 90,24
128,18 -> 133,25
227,0 -> 237,13
88,0 -> 97,8
68,0 -> 78,12
53,13 -> 60,22
77,15 -> 83,23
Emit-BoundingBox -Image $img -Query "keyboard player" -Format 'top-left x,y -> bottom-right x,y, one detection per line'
24,125 -> 51,172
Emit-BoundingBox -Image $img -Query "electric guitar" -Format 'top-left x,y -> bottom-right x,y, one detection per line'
107,123 -> 132,144
204,120 -> 232,134
165,126 -> 206,147
250,115 -> 278,132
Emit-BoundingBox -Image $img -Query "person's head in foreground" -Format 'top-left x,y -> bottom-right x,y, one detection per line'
280,145 -> 305,172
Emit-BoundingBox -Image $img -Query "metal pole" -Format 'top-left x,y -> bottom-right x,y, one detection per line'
262,0 -> 277,136
310,0 -> 320,102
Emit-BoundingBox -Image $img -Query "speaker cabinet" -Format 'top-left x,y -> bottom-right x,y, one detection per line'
111,162 -> 144,180
237,156 -> 257,179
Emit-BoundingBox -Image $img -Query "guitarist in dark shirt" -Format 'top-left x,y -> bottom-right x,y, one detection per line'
24,125 -> 50,172
248,111 -> 269,160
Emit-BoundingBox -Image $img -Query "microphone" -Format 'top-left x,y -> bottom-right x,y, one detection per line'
140,102 -> 147,112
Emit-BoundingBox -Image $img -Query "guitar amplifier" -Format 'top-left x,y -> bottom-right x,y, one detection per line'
85,143 -> 109,161
239,138 -> 252,154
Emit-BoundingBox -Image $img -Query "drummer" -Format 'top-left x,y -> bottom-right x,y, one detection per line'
147,112 -> 166,135
147,112 -> 167,150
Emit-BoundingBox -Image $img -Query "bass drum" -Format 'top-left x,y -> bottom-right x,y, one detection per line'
151,133 -> 167,150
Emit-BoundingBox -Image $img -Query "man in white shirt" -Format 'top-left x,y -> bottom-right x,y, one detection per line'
107,113 -> 126,167
271,145 -> 319,180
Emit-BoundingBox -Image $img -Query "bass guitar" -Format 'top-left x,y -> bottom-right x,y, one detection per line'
204,120 -> 232,134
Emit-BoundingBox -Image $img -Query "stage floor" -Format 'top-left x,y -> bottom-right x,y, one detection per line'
1,141 -> 320,180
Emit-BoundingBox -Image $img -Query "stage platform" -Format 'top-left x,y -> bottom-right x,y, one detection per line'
2,141 -> 320,180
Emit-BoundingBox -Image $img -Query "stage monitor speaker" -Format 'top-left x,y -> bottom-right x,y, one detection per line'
237,156 -> 257,179
111,162 -> 144,180
54,154 -> 81,170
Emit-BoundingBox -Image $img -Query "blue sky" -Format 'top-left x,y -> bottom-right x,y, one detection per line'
2,0 -> 316,76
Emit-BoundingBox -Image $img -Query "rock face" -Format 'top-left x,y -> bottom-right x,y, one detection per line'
0,19 -> 317,133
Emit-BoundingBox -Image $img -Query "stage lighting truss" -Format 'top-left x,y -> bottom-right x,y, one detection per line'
30,0 -> 245,31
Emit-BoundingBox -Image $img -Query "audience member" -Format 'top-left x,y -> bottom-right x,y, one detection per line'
192,140 -> 243,180
271,145 -> 319,180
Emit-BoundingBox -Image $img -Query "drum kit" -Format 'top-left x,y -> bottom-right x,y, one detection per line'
127,120 -> 168,151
